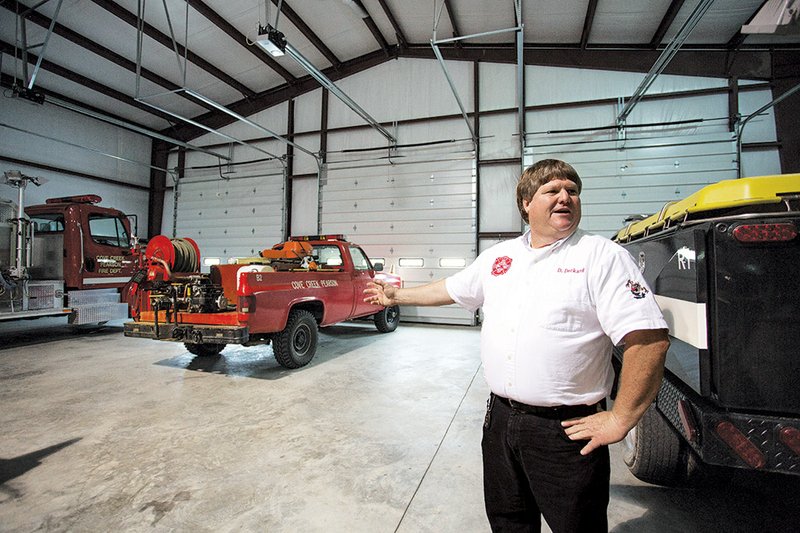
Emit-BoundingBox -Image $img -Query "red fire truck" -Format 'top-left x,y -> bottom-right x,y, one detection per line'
124,234 -> 401,369
1,170 -> 137,325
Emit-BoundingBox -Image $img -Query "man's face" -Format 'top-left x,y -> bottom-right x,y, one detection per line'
522,178 -> 581,247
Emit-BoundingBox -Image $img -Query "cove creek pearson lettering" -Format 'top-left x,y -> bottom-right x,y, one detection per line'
291,280 -> 340,289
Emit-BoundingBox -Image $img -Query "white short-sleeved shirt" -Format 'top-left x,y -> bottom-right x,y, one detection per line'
445,229 -> 667,407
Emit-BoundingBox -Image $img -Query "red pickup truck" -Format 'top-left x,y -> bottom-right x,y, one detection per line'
123,235 -> 401,368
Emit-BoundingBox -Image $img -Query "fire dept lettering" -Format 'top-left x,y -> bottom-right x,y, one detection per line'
291,280 -> 339,290
96,255 -> 124,275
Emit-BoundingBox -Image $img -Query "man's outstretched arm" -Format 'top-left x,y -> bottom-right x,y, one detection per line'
364,278 -> 455,307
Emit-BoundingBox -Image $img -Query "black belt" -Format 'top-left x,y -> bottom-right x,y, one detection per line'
492,393 -> 601,419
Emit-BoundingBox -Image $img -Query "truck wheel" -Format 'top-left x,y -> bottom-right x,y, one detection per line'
184,343 -> 225,357
273,309 -> 318,369
374,305 -> 400,333
623,404 -> 687,486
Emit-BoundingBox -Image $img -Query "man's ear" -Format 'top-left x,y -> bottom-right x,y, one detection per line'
522,198 -> 530,211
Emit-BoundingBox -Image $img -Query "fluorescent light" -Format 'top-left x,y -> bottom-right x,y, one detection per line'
256,24 -> 286,57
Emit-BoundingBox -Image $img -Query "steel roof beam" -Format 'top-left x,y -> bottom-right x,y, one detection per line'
185,0 -> 295,83
650,0 -> 686,49
580,0 -> 598,50
13,6 -> 217,113
270,0 -> 341,69
375,0 -> 408,48
0,40 -> 176,123
87,0 -> 255,98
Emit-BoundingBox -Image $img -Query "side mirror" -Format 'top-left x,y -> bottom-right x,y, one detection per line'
373,263 -> 383,272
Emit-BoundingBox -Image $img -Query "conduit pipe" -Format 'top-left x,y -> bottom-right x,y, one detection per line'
616,0 -> 715,124
737,80 -> 800,178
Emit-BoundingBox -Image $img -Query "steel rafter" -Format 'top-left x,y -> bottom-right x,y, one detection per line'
270,0 -> 341,69
185,0 -> 295,82
0,39 -> 176,123
580,0 -> 598,50
13,6 -> 217,113
87,0 -> 255,97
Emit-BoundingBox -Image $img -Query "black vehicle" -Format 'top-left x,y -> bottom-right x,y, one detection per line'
612,174 -> 800,486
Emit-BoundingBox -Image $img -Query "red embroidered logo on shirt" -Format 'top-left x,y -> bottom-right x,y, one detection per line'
491,256 -> 513,276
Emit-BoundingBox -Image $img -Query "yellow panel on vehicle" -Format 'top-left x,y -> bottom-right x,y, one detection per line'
615,174 -> 800,242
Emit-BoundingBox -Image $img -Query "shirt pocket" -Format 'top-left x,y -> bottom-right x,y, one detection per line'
537,298 -> 591,332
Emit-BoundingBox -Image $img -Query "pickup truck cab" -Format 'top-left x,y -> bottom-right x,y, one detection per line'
124,235 -> 401,368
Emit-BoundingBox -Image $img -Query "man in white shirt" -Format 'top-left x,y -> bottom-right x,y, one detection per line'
364,159 -> 669,533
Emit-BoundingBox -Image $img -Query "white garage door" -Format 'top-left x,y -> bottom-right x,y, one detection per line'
525,131 -> 738,237
322,153 -> 477,325
174,171 -> 286,269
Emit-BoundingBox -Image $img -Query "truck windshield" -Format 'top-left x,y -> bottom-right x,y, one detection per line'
30,214 -> 65,232
349,246 -> 372,271
89,215 -> 130,248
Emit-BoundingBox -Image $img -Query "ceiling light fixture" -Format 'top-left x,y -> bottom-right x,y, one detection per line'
256,24 -> 286,57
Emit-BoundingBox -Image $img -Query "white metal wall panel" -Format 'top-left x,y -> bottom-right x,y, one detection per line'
525,65 -> 728,107
480,112 -> 520,160
174,172 -> 285,271
322,146 -> 477,325
480,164 -> 521,233
328,58 -> 473,128
479,62 -> 516,111
1,98 -> 152,187
291,175 -> 319,236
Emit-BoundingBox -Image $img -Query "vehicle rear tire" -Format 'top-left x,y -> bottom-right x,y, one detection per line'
374,305 -> 400,333
623,404 -> 688,486
184,343 -> 225,357
273,309 -> 318,369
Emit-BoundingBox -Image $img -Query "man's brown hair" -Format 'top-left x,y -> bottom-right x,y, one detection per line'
515,159 -> 582,222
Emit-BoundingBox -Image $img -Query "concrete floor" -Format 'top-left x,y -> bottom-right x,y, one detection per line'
1,320 -> 798,533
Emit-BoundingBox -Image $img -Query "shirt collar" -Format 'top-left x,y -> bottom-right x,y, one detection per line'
521,228 -> 580,252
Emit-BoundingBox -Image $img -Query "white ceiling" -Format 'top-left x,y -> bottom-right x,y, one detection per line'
2,0 -> 798,138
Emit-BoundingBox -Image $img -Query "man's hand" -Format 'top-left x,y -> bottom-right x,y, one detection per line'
363,278 -> 454,307
562,328 -> 669,456
364,279 -> 397,306
561,411 -> 632,455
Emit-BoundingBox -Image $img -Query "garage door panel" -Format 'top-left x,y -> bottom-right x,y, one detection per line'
322,209 -> 473,223
323,154 -> 476,325
585,170 -> 727,189
322,181 -> 474,201
344,233 -> 476,246
322,193 -> 475,213
324,217 -> 474,236
582,183 -> 710,203
175,173 -> 285,269
324,173 -> 473,191
399,305 -> 474,325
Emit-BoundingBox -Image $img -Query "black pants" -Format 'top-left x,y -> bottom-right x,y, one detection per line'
482,395 -> 610,533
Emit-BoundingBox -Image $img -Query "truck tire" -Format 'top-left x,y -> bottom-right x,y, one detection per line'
623,404 -> 687,486
273,309 -> 318,369
184,343 -> 225,357
374,305 -> 400,333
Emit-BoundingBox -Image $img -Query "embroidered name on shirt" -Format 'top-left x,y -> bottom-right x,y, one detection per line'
491,256 -> 512,276
557,267 -> 585,273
